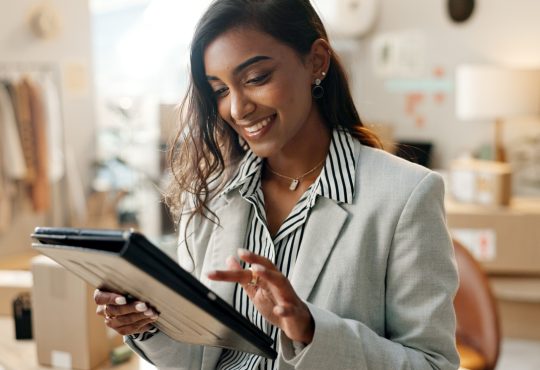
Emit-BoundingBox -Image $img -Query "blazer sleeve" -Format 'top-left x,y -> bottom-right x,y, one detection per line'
279,172 -> 460,370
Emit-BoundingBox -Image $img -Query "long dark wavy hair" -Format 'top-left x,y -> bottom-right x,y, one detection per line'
165,0 -> 381,232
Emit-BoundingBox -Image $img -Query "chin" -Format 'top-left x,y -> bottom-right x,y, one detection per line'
244,140 -> 280,158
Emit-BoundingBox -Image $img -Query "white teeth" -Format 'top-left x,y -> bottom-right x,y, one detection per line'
245,116 -> 272,133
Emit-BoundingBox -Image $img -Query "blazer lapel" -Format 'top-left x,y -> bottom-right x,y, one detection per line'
201,192 -> 251,370
291,197 -> 349,300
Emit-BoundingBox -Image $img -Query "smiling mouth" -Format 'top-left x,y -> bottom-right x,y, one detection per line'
243,114 -> 276,134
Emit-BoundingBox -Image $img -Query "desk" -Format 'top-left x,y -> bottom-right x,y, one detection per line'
0,316 -> 151,370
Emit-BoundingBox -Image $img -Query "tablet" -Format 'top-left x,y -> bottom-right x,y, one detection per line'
31,227 -> 277,359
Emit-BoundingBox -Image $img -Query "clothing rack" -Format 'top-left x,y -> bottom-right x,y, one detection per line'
0,61 -> 68,229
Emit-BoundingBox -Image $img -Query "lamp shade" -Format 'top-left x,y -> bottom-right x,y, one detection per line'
455,65 -> 540,121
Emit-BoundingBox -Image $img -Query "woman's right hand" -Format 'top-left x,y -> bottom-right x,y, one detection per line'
94,289 -> 159,336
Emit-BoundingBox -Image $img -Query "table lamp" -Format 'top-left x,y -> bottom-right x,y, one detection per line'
455,65 -> 540,162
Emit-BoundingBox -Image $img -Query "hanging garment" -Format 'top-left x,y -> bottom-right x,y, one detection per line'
24,77 -> 50,212
13,79 -> 37,185
37,74 -> 64,183
0,82 -> 27,180
0,134 -> 10,234
0,153 -> 8,234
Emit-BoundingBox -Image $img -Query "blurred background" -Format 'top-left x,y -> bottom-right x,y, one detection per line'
1,0 -> 540,369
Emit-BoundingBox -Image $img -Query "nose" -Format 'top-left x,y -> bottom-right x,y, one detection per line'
229,89 -> 255,122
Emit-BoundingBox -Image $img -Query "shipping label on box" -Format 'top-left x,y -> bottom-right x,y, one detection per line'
451,228 -> 497,262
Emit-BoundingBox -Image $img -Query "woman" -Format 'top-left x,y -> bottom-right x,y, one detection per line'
94,0 -> 460,369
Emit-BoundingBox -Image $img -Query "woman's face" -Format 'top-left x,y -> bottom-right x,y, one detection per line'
204,27 -> 319,158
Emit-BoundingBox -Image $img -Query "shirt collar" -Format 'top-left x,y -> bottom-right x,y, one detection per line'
221,149 -> 263,197
313,129 -> 356,205
222,129 -> 357,204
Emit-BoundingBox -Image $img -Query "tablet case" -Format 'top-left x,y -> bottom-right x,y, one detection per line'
31,227 -> 277,359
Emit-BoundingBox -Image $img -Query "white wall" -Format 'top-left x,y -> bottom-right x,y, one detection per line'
0,0 -> 95,256
342,0 -> 540,168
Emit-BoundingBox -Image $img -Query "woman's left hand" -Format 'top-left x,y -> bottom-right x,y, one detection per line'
207,248 -> 314,345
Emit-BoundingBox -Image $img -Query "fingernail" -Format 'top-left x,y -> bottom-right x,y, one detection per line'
275,306 -> 285,315
151,314 -> 159,320
251,264 -> 265,273
237,248 -> 250,257
115,296 -> 127,305
135,302 -> 147,312
144,309 -> 154,317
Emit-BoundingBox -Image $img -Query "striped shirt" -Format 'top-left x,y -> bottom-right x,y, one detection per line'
216,129 -> 356,370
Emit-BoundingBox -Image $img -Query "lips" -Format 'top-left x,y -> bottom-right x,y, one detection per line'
240,114 -> 276,138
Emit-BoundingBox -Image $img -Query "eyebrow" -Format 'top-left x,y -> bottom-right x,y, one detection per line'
207,55 -> 272,81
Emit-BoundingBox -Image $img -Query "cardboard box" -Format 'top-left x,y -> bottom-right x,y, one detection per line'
446,198 -> 540,274
490,277 -> 540,341
449,159 -> 512,206
31,256 -> 121,370
0,270 -> 32,315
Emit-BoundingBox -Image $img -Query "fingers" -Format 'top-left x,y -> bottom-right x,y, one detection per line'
207,268 -> 252,285
249,264 -> 297,303
226,255 -> 242,270
106,311 -> 158,327
96,302 -> 158,319
237,248 -> 277,270
207,255 -> 250,283
136,323 -> 156,333
208,250 -> 314,343
93,289 -> 127,305
208,251 -> 295,301
94,289 -> 158,318
105,315 -> 158,336
94,291 -> 160,336
105,301 -> 158,317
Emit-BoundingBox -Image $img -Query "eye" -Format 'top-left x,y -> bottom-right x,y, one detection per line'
213,86 -> 229,98
246,72 -> 271,85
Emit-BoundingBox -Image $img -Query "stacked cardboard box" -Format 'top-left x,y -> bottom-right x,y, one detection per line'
446,198 -> 540,340
31,256 -> 122,370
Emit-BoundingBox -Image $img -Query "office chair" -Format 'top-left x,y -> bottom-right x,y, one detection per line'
453,239 -> 501,370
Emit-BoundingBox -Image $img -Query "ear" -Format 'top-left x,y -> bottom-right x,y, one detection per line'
308,38 -> 332,82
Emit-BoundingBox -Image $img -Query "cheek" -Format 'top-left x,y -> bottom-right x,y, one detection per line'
277,69 -> 311,103
278,81 -> 312,119
264,80 -> 307,112
217,99 -> 232,124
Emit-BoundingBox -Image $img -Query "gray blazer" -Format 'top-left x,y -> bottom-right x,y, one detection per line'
126,141 -> 460,370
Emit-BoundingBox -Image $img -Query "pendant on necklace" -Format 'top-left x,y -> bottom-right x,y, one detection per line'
289,179 -> 299,191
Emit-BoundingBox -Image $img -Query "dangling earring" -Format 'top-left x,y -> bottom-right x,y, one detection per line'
312,71 -> 326,99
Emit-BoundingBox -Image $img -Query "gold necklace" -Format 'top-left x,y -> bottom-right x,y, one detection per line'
265,157 -> 326,191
